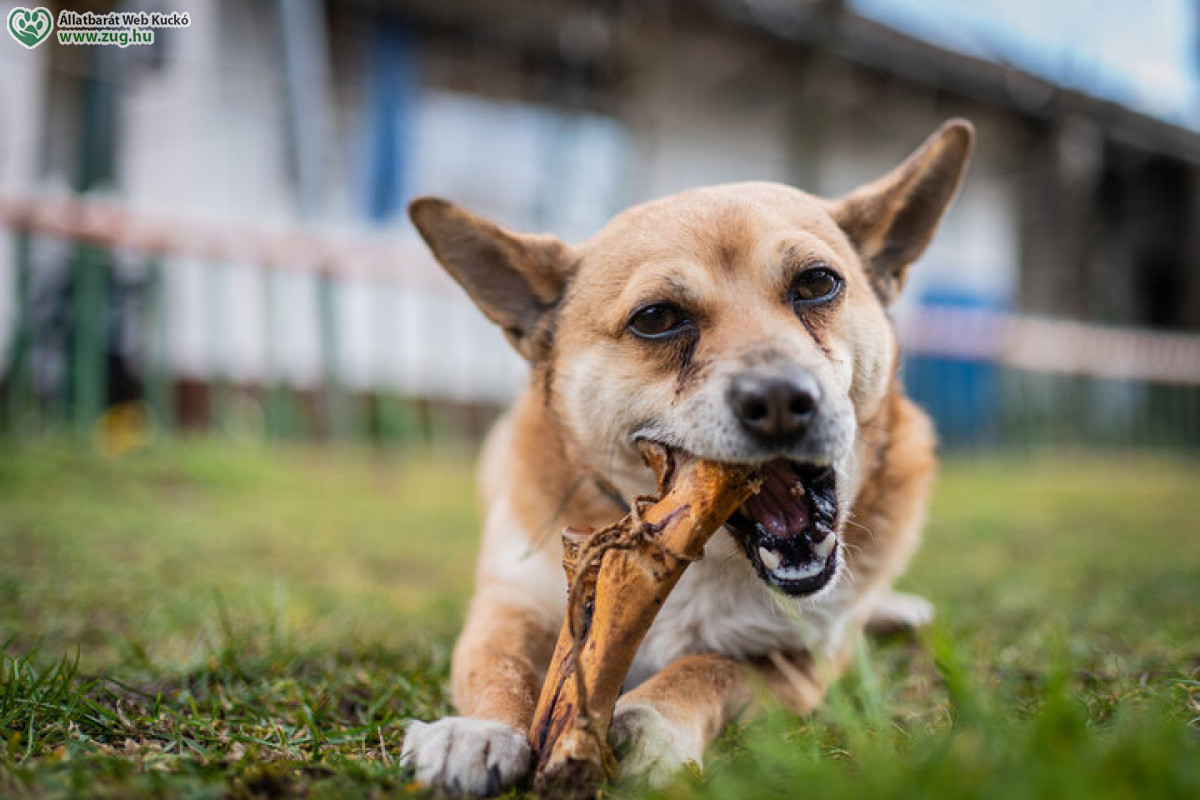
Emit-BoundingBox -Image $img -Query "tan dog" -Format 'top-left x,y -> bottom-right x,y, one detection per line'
401,120 -> 974,795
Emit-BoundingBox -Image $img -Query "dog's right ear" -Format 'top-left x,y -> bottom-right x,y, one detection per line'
409,197 -> 574,359
831,119 -> 974,304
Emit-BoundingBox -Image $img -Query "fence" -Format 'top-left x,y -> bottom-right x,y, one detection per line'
0,190 -> 523,449
2,190 -> 1200,454
897,310 -> 1200,452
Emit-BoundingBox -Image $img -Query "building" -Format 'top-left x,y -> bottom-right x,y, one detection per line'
1,0 -> 1198,438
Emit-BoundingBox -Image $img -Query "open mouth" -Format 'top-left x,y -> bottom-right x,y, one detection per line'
725,459 -> 839,596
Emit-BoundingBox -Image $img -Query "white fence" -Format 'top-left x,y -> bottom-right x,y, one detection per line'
3,190 -> 1200,447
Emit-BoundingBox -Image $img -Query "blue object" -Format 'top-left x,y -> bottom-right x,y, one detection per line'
903,289 -> 1006,448
364,20 -> 415,223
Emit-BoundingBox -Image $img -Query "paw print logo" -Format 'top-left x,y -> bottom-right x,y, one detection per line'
7,7 -> 54,49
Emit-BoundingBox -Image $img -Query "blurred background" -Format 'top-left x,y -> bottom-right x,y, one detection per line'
2,0 -> 1200,454
2,6 -> 1199,794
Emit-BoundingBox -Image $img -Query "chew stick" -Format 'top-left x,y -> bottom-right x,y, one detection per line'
529,445 -> 759,797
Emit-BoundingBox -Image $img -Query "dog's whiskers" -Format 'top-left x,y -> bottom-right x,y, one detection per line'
842,516 -> 876,540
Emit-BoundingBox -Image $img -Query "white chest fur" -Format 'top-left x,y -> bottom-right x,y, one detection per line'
481,492 -> 865,689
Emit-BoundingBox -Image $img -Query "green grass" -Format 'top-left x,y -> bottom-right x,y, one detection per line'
1,439 -> 1198,798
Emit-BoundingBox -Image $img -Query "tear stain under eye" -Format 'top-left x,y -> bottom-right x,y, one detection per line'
798,315 -> 834,359
673,337 -> 708,399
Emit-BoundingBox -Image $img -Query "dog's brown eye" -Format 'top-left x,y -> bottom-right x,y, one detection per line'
628,304 -> 690,339
791,266 -> 842,306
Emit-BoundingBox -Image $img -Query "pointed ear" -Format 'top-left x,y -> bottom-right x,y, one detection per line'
409,197 -> 574,359
831,119 -> 974,304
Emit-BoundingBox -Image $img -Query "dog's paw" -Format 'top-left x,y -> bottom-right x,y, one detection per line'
400,717 -> 531,797
865,590 -> 935,634
609,702 -> 702,788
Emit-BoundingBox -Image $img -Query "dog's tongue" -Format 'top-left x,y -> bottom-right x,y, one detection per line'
739,460 -> 810,538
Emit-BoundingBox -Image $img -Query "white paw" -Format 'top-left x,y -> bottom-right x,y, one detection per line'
400,717 -> 531,797
865,590 -> 935,634
609,702 -> 702,788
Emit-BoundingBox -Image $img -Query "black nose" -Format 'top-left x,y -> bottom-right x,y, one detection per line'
728,372 -> 821,443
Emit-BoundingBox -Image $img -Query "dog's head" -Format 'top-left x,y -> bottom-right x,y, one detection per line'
411,120 -> 973,597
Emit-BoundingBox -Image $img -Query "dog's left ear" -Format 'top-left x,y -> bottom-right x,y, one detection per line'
409,197 -> 574,360
831,119 -> 974,304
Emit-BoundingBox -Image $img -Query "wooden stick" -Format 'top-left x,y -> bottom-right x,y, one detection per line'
529,445 -> 759,797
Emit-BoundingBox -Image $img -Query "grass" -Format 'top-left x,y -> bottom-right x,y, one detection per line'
1,438 -> 1198,798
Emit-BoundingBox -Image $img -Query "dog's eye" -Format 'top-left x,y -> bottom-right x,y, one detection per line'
628,304 -> 690,339
791,265 -> 842,307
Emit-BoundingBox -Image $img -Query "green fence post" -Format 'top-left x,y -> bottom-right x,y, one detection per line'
207,261 -> 229,433
142,257 -> 172,435
317,271 -> 347,440
1184,384 -> 1200,452
68,50 -> 117,442
262,268 -> 298,440
4,232 -> 35,436
70,244 -> 108,440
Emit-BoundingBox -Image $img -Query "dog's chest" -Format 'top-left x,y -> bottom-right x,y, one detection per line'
624,531 -> 853,687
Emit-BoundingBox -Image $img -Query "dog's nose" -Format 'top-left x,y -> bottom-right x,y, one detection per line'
728,372 -> 821,443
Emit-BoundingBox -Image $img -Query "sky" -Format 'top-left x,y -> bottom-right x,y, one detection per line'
851,0 -> 1199,129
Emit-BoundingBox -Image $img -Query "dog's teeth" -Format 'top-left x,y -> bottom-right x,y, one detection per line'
774,562 -> 825,580
758,547 -> 782,571
789,482 -> 806,497
813,535 -> 836,560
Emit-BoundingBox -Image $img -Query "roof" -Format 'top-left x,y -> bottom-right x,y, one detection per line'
699,0 -> 1200,164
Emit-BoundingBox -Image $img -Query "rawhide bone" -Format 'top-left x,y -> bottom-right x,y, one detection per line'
529,443 -> 760,796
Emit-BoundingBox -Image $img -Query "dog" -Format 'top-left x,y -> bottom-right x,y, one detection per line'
401,119 -> 974,795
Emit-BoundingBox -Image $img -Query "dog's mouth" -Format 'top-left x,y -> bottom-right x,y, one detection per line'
726,459 -> 839,596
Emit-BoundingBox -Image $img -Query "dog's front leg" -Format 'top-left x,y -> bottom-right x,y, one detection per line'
402,592 -> 557,796
609,649 -> 842,787
609,653 -> 753,787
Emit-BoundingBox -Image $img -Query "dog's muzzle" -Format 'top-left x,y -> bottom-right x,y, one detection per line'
725,459 -> 838,596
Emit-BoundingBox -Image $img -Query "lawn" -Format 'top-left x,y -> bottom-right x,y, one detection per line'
1,439 -> 1198,798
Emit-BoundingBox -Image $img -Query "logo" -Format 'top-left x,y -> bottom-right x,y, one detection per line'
7,6 -> 53,49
